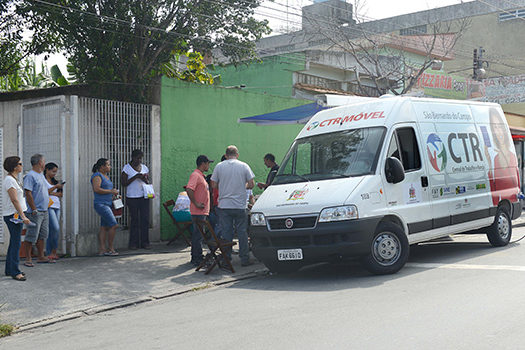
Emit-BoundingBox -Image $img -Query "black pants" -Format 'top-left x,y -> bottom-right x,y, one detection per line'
127,197 -> 150,248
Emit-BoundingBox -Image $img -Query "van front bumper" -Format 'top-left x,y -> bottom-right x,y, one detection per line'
250,217 -> 382,265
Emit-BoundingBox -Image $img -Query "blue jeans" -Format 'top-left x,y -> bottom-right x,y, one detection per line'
94,203 -> 118,227
46,208 -> 60,255
4,215 -> 22,277
191,215 -> 207,263
208,209 -> 221,237
217,208 -> 249,263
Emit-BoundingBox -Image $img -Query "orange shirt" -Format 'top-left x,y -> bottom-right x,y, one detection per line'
186,169 -> 210,215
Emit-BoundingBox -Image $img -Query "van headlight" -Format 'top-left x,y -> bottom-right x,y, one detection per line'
251,213 -> 266,226
319,205 -> 358,222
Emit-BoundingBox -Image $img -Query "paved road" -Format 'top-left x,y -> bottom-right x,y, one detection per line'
4,228 -> 525,349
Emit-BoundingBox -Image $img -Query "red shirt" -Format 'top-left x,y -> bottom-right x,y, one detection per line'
186,169 -> 210,215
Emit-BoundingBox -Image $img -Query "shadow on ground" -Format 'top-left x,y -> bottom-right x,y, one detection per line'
226,235 -> 523,293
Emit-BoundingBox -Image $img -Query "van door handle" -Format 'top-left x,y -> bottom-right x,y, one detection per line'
421,176 -> 429,188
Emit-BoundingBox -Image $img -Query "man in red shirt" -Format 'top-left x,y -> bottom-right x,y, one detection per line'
186,155 -> 213,266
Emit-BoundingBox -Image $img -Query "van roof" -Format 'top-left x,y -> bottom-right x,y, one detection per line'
297,96 -> 502,140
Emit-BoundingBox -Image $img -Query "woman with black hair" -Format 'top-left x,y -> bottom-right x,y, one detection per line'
91,158 -> 119,256
121,149 -> 151,249
44,162 -> 63,260
3,156 -> 31,281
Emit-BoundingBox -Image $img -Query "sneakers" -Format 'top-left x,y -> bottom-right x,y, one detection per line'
190,259 -> 203,267
241,260 -> 254,267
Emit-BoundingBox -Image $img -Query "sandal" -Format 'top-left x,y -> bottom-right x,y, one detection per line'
12,274 -> 26,281
24,262 -> 34,267
104,251 -> 119,256
37,259 -> 56,264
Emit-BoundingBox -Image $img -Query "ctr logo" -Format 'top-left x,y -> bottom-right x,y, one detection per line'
306,121 -> 319,131
426,133 -> 447,172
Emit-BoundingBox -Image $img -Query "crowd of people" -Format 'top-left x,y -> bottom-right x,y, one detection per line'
3,146 -> 279,281
185,145 -> 279,267
3,149 -> 153,282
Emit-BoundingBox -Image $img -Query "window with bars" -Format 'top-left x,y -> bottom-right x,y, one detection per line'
399,25 -> 427,36
499,8 -> 525,21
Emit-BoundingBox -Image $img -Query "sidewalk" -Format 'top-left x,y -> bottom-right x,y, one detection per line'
0,243 -> 265,330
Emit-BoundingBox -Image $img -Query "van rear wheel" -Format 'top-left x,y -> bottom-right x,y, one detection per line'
361,222 -> 409,275
487,207 -> 512,247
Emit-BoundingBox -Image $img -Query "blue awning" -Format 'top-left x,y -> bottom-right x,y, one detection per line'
238,103 -> 330,125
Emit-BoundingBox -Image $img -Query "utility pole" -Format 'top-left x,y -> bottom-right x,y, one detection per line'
473,47 -> 489,81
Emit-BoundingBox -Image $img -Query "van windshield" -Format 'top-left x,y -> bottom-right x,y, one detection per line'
273,127 -> 386,185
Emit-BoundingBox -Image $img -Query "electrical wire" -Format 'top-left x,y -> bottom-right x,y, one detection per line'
24,0 -> 525,83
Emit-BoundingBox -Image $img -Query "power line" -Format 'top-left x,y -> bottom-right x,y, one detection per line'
26,0 -> 525,79
28,0 -> 309,65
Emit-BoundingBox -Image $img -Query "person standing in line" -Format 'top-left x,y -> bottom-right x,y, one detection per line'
3,156 -> 31,281
22,154 -> 53,266
211,145 -> 255,266
44,162 -> 63,260
186,155 -> 213,267
91,158 -> 119,256
121,149 -> 151,250
257,153 -> 280,190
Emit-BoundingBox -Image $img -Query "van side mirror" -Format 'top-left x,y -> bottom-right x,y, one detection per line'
385,157 -> 405,184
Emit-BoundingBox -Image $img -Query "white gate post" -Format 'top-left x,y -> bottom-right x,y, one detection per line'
70,96 -> 79,257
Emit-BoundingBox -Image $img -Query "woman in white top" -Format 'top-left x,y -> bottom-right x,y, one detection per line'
3,156 -> 31,281
121,149 -> 151,250
44,162 -> 63,260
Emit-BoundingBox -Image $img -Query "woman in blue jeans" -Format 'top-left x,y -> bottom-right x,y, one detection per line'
44,162 -> 63,260
91,158 -> 119,256
3,156 -> 31,281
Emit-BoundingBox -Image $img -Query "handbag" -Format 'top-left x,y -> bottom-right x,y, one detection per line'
143,184 -> 155,199
112,196 -> 124,218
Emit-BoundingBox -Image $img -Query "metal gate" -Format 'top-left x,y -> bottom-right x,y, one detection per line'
21,98 -> 66,250
77,97 -> 152,234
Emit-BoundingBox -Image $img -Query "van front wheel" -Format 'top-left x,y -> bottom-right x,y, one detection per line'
361,222 -> 409,275
487,208 -> 512,247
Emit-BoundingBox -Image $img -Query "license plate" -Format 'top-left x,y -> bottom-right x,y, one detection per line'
277,249 -> 303,261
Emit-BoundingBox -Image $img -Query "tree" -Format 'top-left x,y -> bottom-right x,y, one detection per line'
300,3 -> 470,96
16,0 -> 270,101
1,2 -> 26,77
0,57 -> 70,92
1,1 -> 55,78
158,50 -> 220,85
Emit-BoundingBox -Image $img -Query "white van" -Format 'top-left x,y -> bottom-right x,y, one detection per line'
250,96 -> 522,274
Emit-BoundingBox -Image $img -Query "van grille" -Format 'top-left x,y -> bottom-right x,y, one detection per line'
268,216 -> 317,230
270,235 -> 311,247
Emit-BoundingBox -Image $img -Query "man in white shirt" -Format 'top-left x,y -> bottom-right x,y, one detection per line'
211,145 -> 255,266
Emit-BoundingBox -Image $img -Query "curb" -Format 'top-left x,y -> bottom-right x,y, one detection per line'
13,269 -> 266,334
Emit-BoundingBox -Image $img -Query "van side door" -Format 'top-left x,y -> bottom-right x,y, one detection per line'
382,124 -> 433,239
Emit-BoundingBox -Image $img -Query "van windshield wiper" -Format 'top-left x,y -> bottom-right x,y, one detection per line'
325,173 -> 350,179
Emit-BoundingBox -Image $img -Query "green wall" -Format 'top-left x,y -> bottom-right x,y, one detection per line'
212,53 -> 306,98
160,77 -> 309,239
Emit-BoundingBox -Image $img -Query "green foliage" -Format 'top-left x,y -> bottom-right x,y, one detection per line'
0,303 -> 14,338
16,0 -> 270,102
0,324 -> 14,338
1,1 -> 56,78
0,59 -> 67,92
50,64 -> 70,86
158,51 -> 220,85
0,2 -> 25,77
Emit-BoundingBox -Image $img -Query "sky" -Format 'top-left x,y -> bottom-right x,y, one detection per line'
41,0 -> 475,77
257,0 -> 475,33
